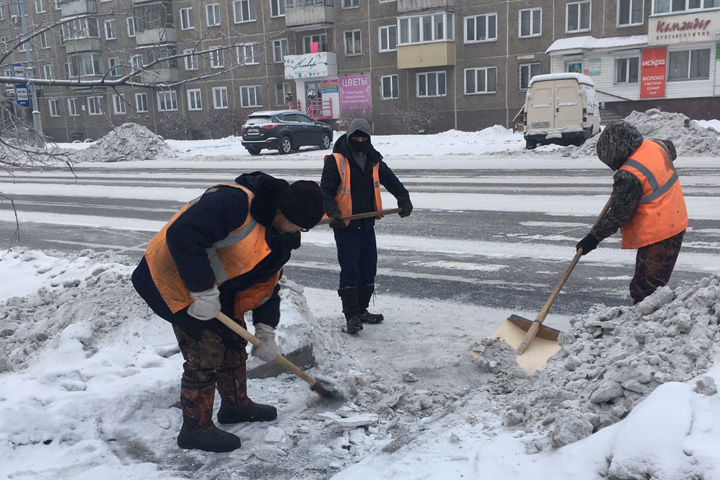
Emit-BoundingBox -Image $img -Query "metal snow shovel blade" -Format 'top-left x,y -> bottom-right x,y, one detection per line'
216,312 -> 344,400
489,197 -> 612,374
316,208 -> 402,226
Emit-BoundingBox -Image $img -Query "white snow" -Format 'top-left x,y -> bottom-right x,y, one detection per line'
546,35 -> 648,53
2,116 -> 720,480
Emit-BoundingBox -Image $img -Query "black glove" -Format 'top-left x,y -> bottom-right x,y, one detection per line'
285,231 -> 301,250
326,205 -> 346,229
576,234 -> 600,255
397,197 -> 413,218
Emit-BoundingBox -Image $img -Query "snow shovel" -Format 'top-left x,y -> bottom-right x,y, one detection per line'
216,312 -> 344,400
489,197 -> 612,374
317,208 -> 402,226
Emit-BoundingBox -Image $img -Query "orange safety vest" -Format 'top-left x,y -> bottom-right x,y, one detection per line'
144,184 -> 272,313
233,269 -> 282,315
325,152 -> 383,226
618,139 -> 688,249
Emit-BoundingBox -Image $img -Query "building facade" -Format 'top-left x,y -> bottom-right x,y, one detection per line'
0,0 -> 718,141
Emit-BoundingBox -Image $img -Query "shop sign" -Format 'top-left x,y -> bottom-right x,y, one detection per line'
339,74 -> 372,118
649,10 -> 720,45
640,47 -> 667,99
284,52 -> 329,79
584,58 -> 601,76
320,79 -> 338,94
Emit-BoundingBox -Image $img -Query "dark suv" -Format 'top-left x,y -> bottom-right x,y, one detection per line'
241,110 -> 333,155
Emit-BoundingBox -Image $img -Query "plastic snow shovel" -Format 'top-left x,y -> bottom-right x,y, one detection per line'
216,312 -> 344,400
489,197 -> 612,374
316,208 -> 402,226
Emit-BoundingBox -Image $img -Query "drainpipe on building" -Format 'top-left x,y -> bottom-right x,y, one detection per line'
17,0 -> 44,147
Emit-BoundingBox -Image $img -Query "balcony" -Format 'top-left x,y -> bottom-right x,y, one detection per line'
64,37 -> 102,54
136,27 -> 176,46
398,0 -> 453,14
285,0 -> 333,28
138,67 -> 178,83
397,41 -> 455,69
60,0 -> 97,17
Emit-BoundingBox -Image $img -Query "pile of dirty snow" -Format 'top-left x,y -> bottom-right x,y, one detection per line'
573,109 -> 720,157
473,275 -> 720,453
73,123 -> 174,163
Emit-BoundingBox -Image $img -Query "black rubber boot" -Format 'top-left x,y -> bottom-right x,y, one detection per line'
357,284 -> 384,324
216,367 -> 278,424
177,381 -> 241,453
218,401 -> 278,424
338,287 -> 363,334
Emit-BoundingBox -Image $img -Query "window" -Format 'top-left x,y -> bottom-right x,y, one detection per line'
187,89 -> 202,111
276,82 -> 291,105
465,14 -> 497,43
210,47 -> 224,68
68,98 -> 79,116
465,67 -> 497,94
0,5 -> 4,19
66,53 -> 102,77
113,94 -> 126,114
238,44 -> 259,65
134,3 -> 172,31
43,64 -> 54,79
234,0 -> 257,22
653,0 -> 718,14
53,0 -> 60,9
184,49 -> 198,70
303,34 -> 327,53
135,93 -> 148,112
206,3 -> 221,26
240,85 -> 263,107
668,49 -> 710,80
104,19 -> 116,40
618,0 -> 643,26
108,57 -> 121,77
615,56 -> 639,83
48,99 -> 59,117
273,39 -> 288,63
344,30 -> 361,55
87,96 -> 104,115
18,41 -> 32,52
213,87 -> 228,109
180,7 -> 194,29
566,1 -> 591,32
399,12 -> 454,45
131,55 -> 143,71
519,63 -> 541,90
381,75 -> 398,99
270,0 -> 285,17
343,0 -> 359,7
519,9 -> 541,38
157,90 -> 178,111
416,71 -> 446,97
127,17 -> 135,37
35,0 -> 45,14
40,31 -> 50,49
62,18 -> 100,40
378,25 -> 397,52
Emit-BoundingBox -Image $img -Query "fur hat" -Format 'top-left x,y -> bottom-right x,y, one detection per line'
278,181 -> 324,230
596,121 -> 644,170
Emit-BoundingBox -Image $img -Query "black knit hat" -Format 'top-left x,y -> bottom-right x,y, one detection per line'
278,180 -> 324,230
596,121 -> 644,170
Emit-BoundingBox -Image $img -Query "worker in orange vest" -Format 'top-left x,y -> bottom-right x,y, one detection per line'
131,172 -> 324,453
576,121 -> 687,304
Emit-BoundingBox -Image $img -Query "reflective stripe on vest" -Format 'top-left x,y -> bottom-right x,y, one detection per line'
328,152 -> 383,225
144,184 -> 272,313
618,140 -> 688,249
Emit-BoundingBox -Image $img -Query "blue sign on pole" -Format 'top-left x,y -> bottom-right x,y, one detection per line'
12,63 -> 30,108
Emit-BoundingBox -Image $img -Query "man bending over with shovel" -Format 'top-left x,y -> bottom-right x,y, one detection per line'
321,118 -> 413,334
576,121 -> 688,304
131,172 -> 324,453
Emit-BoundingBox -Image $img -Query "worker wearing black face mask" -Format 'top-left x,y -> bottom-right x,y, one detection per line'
320,118 -> 413,335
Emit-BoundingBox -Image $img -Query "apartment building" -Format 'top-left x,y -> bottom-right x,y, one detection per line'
0,0 -> 718,141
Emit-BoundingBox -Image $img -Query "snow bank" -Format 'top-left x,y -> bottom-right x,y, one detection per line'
73,123 -> 175,163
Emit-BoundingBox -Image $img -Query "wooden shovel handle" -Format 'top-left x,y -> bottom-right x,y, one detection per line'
516,197 -> 613,354
216,312 -> 318,387
317,208 -> 402,226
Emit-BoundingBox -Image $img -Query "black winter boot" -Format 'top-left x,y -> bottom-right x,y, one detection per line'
357,284 -> 384,324
338,287 -> 363,334
216,367 -> 277,424
177,381 -> 241,453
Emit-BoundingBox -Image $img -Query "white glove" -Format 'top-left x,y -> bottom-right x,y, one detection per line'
187,286 -> 221,321
251,323 -> 278,363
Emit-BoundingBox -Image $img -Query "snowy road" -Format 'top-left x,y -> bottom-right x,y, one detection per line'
1,154 -> 718,319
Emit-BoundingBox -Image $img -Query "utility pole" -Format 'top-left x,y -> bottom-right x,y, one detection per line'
15,0 -> 44,147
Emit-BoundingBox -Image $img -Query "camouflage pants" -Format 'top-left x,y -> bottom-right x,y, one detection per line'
630,230 -> 684,304
173,317 -> 248,386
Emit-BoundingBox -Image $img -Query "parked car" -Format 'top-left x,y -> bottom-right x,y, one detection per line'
522,73 -> 600,149
241,110 -> 333,155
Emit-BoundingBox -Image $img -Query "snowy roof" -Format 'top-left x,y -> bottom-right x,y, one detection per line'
528,73 -> 595,87
546,35 -> 648,54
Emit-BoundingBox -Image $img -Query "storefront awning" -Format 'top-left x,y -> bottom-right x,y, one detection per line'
546,35 -> 648,55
